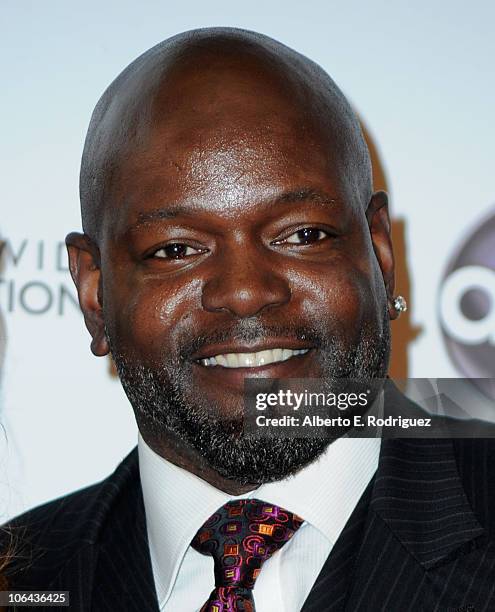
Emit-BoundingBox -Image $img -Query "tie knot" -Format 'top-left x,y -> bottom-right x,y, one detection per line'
192,499 -> 303,591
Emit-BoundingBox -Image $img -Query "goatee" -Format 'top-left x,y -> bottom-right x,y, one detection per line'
109,314 -> 390,485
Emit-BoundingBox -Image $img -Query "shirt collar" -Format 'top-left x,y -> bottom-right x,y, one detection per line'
138,430 -> 380,606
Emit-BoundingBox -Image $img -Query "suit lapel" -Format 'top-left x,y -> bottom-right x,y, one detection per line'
370,437 -> 485,569
43,449 -> 160,612
45,543 -> 97,611
89,451 -> 160,612
302,411 -> 486,612
301,477 -> 374,612
91,491 -> 159,611
345,437 -> 486,611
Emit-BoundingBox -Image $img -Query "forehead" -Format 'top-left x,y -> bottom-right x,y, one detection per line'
104,111 -> 356,238
97,55 -> 366,238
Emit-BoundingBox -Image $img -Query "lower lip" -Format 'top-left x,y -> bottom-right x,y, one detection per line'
193,350 -> 315,390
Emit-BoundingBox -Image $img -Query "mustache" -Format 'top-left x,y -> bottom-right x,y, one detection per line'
178,318 -> 326,360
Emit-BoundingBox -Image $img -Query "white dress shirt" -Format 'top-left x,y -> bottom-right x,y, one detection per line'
138,431 -> 381,611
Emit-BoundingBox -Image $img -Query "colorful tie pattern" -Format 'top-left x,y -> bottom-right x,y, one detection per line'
191,499 -> 303,612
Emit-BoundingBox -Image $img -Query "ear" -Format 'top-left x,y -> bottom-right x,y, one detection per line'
366,191 -> 399,321
65,232 -> 109,356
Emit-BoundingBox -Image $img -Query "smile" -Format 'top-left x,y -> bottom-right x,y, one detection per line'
198,348 -> 310,368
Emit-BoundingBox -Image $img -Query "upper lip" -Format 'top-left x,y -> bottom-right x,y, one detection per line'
192,339 -> 315,361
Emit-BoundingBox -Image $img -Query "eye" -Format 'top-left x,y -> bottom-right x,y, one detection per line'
152,243 -> 205,260
283,228 -> 329,245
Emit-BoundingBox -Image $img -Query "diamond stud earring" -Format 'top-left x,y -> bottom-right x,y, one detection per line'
393,295 -> 407,314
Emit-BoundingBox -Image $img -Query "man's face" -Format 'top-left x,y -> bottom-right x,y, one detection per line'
83,87 -> 393,484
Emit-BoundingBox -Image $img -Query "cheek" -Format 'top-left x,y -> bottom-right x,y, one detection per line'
107,275 -> 202,357
287,258 -> 376,329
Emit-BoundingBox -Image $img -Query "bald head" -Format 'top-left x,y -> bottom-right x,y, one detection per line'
79,27 -> 372,242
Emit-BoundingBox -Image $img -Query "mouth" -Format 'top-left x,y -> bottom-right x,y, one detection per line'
190,337 -> 318,391
191,340 -> 317,390
198,347 -> 310,369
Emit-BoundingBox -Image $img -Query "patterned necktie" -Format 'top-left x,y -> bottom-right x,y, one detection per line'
191,498 -> 303,612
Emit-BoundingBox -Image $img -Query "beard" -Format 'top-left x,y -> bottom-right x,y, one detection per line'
108,310 -> 390,486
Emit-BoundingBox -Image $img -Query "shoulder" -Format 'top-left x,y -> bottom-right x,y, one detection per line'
2,447 -> 139,584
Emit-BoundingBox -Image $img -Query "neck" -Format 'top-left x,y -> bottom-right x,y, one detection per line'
140,429 -> 258,496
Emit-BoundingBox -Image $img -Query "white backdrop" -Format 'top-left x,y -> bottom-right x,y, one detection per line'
1,0 -> 494,521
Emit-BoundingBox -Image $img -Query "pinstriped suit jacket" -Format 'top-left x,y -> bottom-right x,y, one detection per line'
4,391 -> 495,611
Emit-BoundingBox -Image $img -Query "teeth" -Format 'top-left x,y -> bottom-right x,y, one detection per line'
216,355 -> 228,367
226,354 -> 239,368
199,347 -> 310,368
238,353 -> 255,367
256,349 -> 272,366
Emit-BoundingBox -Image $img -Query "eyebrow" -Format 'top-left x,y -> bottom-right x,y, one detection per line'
276,188 -> 337,206
127,187 -> 338,232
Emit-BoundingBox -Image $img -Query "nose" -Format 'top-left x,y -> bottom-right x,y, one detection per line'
201,246 -> 291,318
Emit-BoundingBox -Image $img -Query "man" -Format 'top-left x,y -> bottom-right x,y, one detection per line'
3,28 -> 495,611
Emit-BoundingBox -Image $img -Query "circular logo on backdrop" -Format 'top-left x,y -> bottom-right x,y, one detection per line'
438,206 -> 495,399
